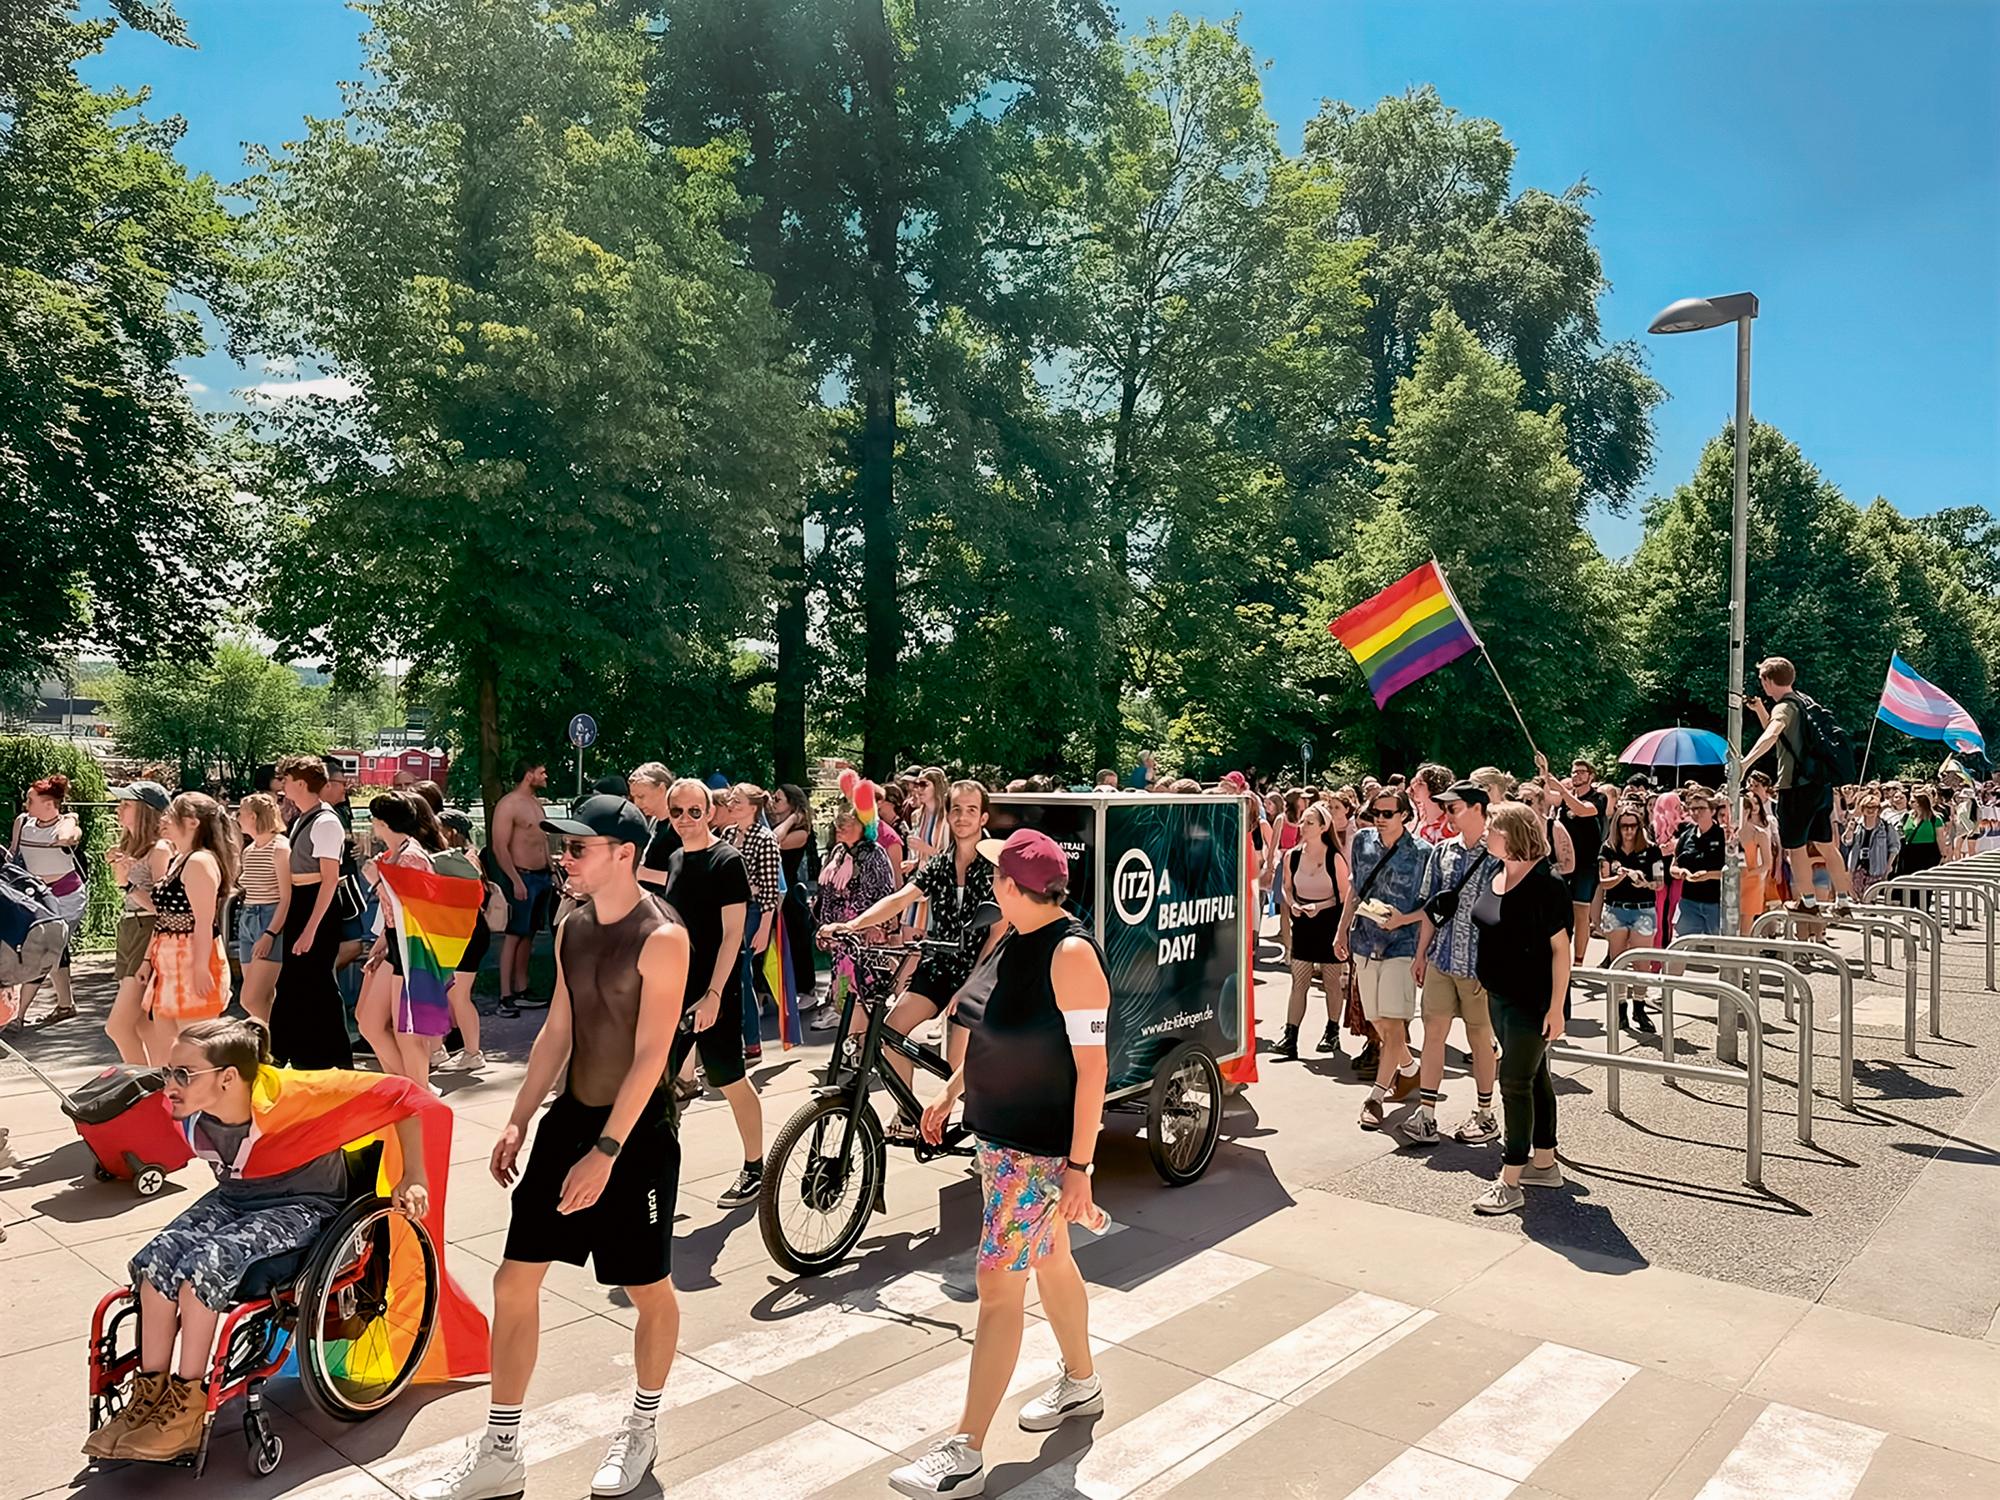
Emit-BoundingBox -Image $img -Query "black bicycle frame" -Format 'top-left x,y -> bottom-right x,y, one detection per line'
817,937 -> 972,1168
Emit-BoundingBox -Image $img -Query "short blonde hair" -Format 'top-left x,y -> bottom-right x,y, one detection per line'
1485,801 -> 1548,862
239,792 -> 283,836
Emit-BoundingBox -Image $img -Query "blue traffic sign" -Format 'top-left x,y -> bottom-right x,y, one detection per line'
568,713 -> 598,749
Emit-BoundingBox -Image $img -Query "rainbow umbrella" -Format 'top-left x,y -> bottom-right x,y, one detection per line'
1619,726 -> 1729,768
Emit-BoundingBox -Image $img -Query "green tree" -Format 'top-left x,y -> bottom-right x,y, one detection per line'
0,0 -> 244,694
0,734 -> 117,941
103,640 -> 327,792
1302,86 -> 1661,510
1631,422 -> 1904,740
634,0 -> 1117,775
1052,16 -> 1370,770
1303,308 -> 1630,772
241,0 -> 818,811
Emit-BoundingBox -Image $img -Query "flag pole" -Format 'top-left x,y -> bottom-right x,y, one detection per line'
1860,652 -> 1892,782
1431,557 -> 1540,762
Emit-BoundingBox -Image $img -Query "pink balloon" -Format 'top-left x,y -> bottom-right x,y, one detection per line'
853,780 -> 878,815
837,767 -> 860,798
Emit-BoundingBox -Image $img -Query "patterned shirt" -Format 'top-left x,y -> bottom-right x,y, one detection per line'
725,821 -> 783,912
1346,827 -> 1433,961
912,847 -> 997,982
1419,836 -> 1495,978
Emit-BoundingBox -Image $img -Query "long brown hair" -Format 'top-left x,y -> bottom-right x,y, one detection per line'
116,798 -> 164,860
166,791 -> 240,893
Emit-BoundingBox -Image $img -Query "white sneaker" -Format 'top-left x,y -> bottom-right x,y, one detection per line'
1017,1363 -> 1103,1431
888,1434 -> 984,1497
590,1416 -> 658,1496
1402,1109 -> 1441,1147
452,1050 -> 487,1074
410,1436 -> 526,1500
1452,1109 -> 1499,1144
1471,1181 -> 1526,1216
806,1002 -> 839,1032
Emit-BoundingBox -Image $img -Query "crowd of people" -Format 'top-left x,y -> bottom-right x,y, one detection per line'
5,651 -> 1999,1492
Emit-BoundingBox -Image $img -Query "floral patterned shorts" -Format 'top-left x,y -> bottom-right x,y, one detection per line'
975,1140 -> 1070,1273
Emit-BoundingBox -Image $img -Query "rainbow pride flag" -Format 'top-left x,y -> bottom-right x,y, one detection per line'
376,861 -> 485,1039
183,1067 -> 490,1380
760,866 -> 803,1049
1329,559 -> 1480,707
1879,652 -> 1985,753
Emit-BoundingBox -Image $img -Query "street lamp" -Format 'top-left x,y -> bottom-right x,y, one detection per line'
1649,291 -> 1758,935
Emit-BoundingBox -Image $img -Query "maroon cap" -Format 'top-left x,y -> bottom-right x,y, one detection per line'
976,828 -> 1069,895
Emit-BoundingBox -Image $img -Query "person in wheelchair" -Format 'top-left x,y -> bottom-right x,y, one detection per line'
85,1016 -> 434,1464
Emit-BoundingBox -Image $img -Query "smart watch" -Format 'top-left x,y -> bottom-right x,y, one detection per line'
593,1135 -> 622,1159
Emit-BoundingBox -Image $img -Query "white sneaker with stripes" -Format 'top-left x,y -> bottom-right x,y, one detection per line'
589,1417 -> 656,1496
888,1433 -> 984,1496
1018,1363 -> 1104,1431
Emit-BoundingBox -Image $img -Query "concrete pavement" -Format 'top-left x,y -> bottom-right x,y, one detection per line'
5,913 -> 2000,1500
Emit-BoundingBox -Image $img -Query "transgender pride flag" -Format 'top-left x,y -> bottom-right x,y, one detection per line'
1878,652 -> 1985,753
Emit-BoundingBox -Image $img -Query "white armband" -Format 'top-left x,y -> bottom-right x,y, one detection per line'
1064,1007 -> 1109,1047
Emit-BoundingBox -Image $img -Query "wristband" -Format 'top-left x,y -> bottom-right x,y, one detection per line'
1063,1007 -> 1109,1046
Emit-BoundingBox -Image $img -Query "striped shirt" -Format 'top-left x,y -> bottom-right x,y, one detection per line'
240,837 -> 282,904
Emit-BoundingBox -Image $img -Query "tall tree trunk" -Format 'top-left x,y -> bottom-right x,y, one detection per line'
855,0 -> 900,777
772,493 -> 808,784
1094,363 -> 1142,772
476,656 -> 504,822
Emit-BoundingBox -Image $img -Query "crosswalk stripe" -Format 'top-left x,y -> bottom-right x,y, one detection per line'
999,1380 -> 1272,1499
825,1248 -> 1268,1453
1420,1341 -> 1637,1481
659,1417 -> 889,1500
1345,1447 -> 1519,1500
1693,1402 -> 1887,1500
1213,1291 -> 1422,1400
688,1268 -> 945,1381
292,1358 -> 739,1500
1282,1309 -> 1437,1408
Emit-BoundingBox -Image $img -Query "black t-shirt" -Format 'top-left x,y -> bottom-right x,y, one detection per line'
1675,823 -> 1726,899
1599,842 -> 1665,907
662,841 -> 750,1009
640,821 -> 682,883
957,915 -> 1100,1158
1471,862 -> 1574,1008
1556,786 -> 1609,863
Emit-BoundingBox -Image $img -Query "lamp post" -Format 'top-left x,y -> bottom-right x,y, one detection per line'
1649,292 -> 1758,934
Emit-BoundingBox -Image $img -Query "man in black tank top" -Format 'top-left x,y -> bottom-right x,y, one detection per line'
415,797 -> 690,1500
894,830 -> 1110,1499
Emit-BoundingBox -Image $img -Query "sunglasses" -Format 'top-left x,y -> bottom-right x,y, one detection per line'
165,1064 -> 226,1088
558,838 -> 611,860
1370,806 -> 1403,819
666,805 -> 708,820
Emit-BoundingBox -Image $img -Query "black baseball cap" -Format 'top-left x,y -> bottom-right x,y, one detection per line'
1435,779 -> 1489,810
541,795 -> 648,848
439,807 -> 474,837
112,780 -> 170,813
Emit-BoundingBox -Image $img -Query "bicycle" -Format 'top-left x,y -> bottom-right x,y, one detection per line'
757,910 -> 996,1275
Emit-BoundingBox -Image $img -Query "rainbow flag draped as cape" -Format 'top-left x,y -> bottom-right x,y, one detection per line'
377,861 -> 486,1038
1328,560 -> 1480,707
1878,652 -> 1985,754
210,1067 -> 490,1380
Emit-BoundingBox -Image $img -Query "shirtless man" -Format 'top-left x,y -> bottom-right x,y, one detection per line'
416,796 -> 690,1500
491,758 -> 553,1016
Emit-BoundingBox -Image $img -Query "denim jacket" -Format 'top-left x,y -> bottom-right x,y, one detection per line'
1346,827 -> 1432,961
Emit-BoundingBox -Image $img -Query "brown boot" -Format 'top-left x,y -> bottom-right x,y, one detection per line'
115,1374 -> 206,1462
83,1370 -> 169,1459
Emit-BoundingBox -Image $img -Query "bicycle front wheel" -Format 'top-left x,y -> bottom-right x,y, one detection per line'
759,1093 -> 884,1275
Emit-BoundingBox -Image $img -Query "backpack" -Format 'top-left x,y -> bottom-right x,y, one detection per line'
1789,691 -> 1857,787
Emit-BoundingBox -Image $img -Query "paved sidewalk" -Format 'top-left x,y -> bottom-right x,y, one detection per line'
5,919 -> 1999,1499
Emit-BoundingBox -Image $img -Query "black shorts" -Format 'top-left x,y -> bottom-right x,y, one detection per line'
906,959 -> 971,1010
456,920 -> 490,975
1565,865 -> 1599,905
503,1090 -> 679,1286
668,993 -> 746,1089
1777,785 -> 1834,850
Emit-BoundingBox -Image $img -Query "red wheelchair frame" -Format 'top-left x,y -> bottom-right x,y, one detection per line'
84,1155 -> 440,1478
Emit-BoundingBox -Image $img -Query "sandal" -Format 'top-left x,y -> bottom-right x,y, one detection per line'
38,1002 -> 78,1025
671,1076 -> 702,1107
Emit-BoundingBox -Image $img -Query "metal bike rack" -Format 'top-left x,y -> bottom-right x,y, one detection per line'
1868,873 -> 1997,991
1557,968 -> 1764,1187
1608,948 -> 1813,1144
1755,907 -> 1942,1055
1670,934 -> 1856,1113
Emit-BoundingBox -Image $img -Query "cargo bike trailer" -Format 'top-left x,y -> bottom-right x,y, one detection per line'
759,791 -> 1252,1275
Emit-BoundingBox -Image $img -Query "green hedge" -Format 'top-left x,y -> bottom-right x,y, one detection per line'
0,736 -> 118,946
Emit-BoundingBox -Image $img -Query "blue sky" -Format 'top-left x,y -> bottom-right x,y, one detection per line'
88,0 -> 1997,558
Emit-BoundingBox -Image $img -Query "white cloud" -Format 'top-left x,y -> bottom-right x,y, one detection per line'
245,375 -> 359,403
181,376 -> 210,395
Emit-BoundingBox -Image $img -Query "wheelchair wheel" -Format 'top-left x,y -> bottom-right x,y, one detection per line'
759,1094 -> 884,1276
295,1198 -> 439,1421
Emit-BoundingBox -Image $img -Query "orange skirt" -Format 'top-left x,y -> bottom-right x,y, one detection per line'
1739,871 -> 1768,933
145,931 -> 228,1023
